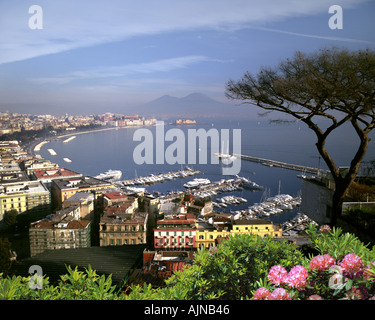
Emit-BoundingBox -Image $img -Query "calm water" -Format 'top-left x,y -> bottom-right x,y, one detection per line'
37,119 -> 375,224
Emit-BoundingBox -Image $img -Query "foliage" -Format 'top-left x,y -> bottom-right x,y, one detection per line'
252,224 -> 375,300
0,265 -> 118,300
1,229 -> 375,300
164,233 -> 305,300
306,223 -> 375,262
226,47 -> 375,225
252,252 -> 375,300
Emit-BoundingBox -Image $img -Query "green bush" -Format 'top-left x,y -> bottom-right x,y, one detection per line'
2,229 -> 374,300
164,233 -> 305,300
306,223 -> 375,263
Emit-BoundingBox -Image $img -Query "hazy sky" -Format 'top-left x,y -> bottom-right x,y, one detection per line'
1,0 -> 374,115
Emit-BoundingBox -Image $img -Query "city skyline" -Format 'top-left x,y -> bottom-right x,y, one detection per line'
1,0 -> 375,116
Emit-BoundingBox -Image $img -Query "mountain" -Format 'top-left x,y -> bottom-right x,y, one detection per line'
135,93 -> 257,119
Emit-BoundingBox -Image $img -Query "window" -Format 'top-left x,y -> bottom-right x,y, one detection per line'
199,235 -> 204,240
117,239 -> 121,245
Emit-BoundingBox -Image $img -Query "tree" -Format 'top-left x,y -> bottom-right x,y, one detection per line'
226,47 -> 375,225
3,209 -> 18,229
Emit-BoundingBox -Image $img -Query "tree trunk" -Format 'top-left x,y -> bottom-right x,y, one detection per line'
330,181 -> 348,226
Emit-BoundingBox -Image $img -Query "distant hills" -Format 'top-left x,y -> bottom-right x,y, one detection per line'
135,92 -> 258,119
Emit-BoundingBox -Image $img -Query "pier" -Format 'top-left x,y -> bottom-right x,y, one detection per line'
216,153 -> 324,175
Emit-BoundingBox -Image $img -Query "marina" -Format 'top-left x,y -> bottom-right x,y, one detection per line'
116,167 -> 201,187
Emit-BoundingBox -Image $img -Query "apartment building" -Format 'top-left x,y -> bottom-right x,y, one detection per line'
51,176 -> 113,209
0,180 -> 50,221
29,209 -> 91,256
153,214 -> 197,250
99,213 -> 148,246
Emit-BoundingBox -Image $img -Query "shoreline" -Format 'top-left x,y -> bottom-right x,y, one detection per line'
29,124 -> 150,156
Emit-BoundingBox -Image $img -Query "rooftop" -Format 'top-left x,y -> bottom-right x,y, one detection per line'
33,168 -> 82,180
104,191 -> 128,200
53,176 -> 113,190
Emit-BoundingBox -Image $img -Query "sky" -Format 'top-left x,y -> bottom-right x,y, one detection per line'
0,0 -> 375,116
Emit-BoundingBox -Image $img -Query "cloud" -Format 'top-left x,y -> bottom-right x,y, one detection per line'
252,26 -> 375,44
0,0 -> 369,64
29,55 -> 220,84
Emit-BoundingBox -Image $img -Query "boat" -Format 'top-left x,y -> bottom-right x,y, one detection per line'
183,178 -> 211,188
95,169 -> 122,181
235,175 -> 263,190
63,158 -> 72,163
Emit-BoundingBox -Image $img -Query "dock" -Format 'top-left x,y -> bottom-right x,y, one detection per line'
216,153 -> 324,175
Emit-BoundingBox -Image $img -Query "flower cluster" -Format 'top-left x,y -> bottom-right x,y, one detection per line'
287,265 -> 309,290
267,265 -> 288,286
253,253 -> 375,300
339,253 -> 364,278
310,254 -> 335,271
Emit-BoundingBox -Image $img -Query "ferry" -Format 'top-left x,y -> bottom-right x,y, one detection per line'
95,169 -> 122,181
183,178 -> 211,188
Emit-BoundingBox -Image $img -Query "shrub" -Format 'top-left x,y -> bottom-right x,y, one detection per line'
252,224 -> 375,300
165,233 -> 305,300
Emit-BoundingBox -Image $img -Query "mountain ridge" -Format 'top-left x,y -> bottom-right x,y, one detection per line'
135,92 -> 257,119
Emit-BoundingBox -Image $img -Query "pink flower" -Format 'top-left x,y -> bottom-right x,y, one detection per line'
310,254 -> 335,271
267,265 -> 288,286
369,296 -> 375,300
339,253 -> 364,278
307,295 -> 323,300
286,265 -> 309,290
268,288 -> 292,300
253,287 -> 270,300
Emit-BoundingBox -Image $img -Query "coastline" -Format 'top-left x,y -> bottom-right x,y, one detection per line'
28,124 -> 149,156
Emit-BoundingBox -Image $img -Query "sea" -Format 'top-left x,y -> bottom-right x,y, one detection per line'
36,118 -> 375,225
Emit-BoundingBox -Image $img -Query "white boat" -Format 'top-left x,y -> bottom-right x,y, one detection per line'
95,169 -> 122,181
235,175 -> 263,190
63,158 -> 72,163
183,178 -> 211,188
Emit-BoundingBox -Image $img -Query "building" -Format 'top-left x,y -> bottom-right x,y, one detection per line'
62,192 -> 94,220
0,181 -> 50,221
32,168 -> 82,190
29,210 -> 91,256
231,219 -> 283,237
99,213 -> 148,246
51,176 -> 114,209
20,158 -> 59,176
154,214 -> 197,250
138,249 -> 194,283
